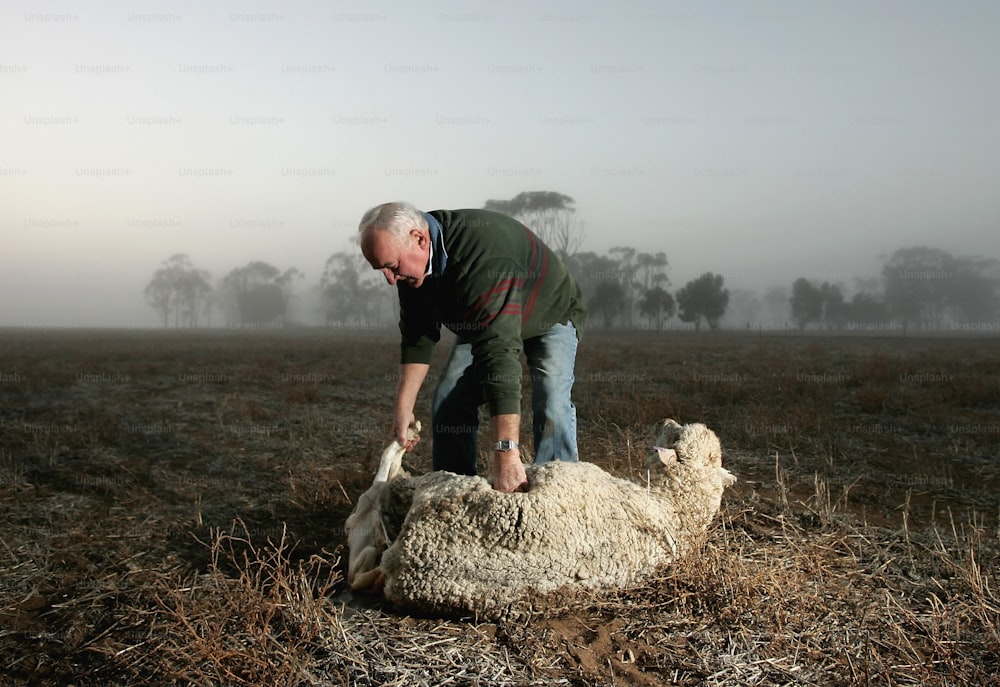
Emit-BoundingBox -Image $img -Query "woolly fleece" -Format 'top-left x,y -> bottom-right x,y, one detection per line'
372,420 -> 734,619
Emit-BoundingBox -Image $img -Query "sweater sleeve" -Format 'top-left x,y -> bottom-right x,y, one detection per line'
398,282 -> 441,365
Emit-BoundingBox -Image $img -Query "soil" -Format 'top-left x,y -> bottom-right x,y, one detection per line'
1,328 -> 997,685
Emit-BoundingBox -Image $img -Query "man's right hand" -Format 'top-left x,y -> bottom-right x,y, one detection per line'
393,411 -> 420,451
393,363 -> 430,451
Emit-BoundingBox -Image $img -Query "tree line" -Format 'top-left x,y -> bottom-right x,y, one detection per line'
144,254 -> 303,328
144,192 -> 999,333
786,247 -> 999,333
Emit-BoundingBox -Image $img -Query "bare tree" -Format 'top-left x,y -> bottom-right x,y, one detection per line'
144,254 -> 212,328
320,250 -> 392,327
608,246 -> 639,328
483,191 -> 585,259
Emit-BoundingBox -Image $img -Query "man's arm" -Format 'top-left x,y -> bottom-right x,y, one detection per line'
492,413 -> 527,493
394,362 -> 429,449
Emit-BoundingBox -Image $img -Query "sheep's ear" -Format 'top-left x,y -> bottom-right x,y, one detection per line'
654,418 -> 683,448
647,446 -> 677,469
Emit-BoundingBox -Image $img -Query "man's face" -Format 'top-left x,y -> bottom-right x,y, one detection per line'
362,227 -> 430,288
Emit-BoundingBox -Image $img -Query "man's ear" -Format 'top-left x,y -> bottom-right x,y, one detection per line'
411,228 -> 428,248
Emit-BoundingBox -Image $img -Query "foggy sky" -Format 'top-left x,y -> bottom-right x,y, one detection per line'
1,0 -> 997,326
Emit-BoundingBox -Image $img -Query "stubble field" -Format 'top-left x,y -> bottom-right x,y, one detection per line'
1,328 -> 998,686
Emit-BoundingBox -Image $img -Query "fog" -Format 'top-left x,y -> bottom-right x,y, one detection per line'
1,1 -> 997,327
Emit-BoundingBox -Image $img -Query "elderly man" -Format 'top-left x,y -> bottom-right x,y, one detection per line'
359,201 -> 587,493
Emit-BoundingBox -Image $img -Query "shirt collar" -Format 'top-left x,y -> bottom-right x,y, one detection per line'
423,212 -> 448,276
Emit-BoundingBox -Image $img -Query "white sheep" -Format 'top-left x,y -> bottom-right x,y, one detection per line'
346,419 -> 735,619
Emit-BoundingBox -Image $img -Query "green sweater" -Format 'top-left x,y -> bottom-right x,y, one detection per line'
398,208 -> 587,416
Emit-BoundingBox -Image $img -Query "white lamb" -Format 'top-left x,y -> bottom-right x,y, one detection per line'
345,419 -> 735,619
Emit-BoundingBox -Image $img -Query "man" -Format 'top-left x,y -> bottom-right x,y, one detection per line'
358,201 -> 587,493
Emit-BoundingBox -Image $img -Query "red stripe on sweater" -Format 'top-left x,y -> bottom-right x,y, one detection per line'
521,229 -> 548,323
465,278 -> 527,322
470,278 -> 524,310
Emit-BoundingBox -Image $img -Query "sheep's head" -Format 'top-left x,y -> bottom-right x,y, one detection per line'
647,418 -> 736,490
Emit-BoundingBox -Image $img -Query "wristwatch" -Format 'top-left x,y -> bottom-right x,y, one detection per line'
494,439 -> 519,452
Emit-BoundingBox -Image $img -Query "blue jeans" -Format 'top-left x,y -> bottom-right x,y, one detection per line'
431,321 -> 579,475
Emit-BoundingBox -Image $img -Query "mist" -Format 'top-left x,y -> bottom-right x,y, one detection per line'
2,1 -> 997,328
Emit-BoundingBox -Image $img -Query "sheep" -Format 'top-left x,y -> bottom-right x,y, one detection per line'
345,419 -> 735,619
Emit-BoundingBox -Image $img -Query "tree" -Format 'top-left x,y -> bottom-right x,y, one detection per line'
639,286 -> 675,329
847,291 -> 889,325
483,191 -> 585,259
790,277 -> 823,330
608,246 -> 639,328
219,261 -> 302,326
238,283 -> 286,325
176,268 -> 212,328
635,251 -> 671,330
947,256 -> 1000,323
319,250 -> 393,327
566,251 -> 621,313
144,270 -> 173,328
210,276 -> 241,327
882,247 -> 999,330
144,254 -> 212,328
676,272 -> 730,331
881,246 -> 955,333
819,282 -> 848,330
876,246 -> 1000,330
589,281 -> 627,329
635,252 -> 670,293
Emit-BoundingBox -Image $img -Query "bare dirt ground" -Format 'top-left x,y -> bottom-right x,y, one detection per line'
1,328 -> 998,685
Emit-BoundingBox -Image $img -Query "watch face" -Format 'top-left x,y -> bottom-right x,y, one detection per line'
496,440 -> 516,451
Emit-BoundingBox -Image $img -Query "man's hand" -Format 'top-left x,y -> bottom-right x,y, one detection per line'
393,363 -> 429,451
493,449 -> 528,493
393,411 -> 420,451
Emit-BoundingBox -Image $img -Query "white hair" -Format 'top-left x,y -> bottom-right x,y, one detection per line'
358,201 -> 427,247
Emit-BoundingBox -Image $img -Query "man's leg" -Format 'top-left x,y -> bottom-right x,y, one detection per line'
524,321 -> 579,463
431,339 -> 483,475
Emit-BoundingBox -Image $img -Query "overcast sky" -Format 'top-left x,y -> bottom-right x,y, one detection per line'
1,0 -> 997,326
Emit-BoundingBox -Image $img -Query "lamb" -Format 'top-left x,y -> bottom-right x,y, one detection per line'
345,418 -> 735,619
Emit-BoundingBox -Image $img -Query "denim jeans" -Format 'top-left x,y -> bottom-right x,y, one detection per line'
431,321 -> 579,475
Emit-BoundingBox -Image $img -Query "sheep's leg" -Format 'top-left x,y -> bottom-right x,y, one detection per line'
350,561 -> 386,592
346,492 -> 383,587
372,441 -> 405,483
345,421 -> 421,591
372,420 -> 421,483
348,545 -> 379,588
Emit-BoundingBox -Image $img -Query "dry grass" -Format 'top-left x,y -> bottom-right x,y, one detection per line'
1,328 -> 998,685
105,521 -> 342,685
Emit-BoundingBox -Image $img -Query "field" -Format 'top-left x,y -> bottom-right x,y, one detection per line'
1,328 -> 998,686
